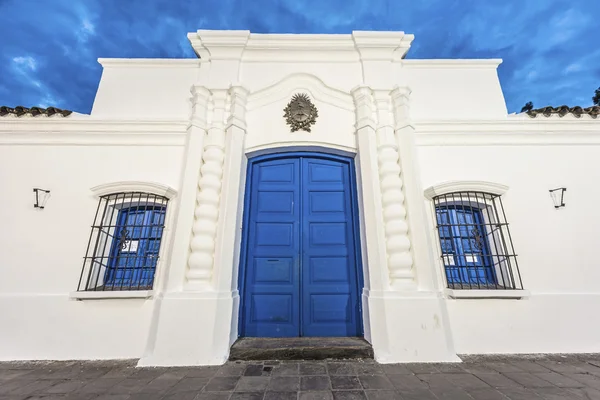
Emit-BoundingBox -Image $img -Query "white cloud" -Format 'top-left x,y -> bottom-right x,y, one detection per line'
12,56 -> 36,71
547,8 -> 591,45
564,63 -> 582,73
82,18 -> 95,35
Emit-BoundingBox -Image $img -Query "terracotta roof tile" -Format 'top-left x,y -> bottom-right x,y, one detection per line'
526,105 -> 599,119
0,106 -> 73,117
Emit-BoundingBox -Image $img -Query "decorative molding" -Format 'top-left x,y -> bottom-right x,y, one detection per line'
402,59 -> 503,69
390,86 -> 412,130
414,119 -> 600,146
245,141 -> 356,156
186,90 -> 228,289
373,90 -> 394,129
190,30 -> 250,60
0,117 -> 188,146
351,86 -> 377,130
415,118 -> 600,132
244,32 -> 356,62
190,85 -> 212,130
227,85 -> 250,130
0,118 -> 188,132
374,90 -> 414,287
91,181 -> 178,199
424,180 -> 509,200
445,289 -> 530,299
0,132 -> 186,146
98,58 -> 204,68
247,73 -> 354,112
188,30 -> 418,63
415,132 -> 600,146
352,31 -> 413,61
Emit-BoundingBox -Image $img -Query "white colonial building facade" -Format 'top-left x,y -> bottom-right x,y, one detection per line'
1,30 -> 599,366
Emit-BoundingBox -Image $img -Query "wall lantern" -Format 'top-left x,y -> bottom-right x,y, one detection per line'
33,188 -> 51,209
549,188 -> 566,209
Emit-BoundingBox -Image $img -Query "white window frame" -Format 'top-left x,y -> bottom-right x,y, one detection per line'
424,181 -> 529,300
70,181 -> 178,300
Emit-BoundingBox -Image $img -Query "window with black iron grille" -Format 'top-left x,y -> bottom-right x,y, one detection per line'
433,191 -> 523,290
77,192 -> 169,292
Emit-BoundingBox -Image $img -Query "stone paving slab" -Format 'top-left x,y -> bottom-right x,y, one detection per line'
2,355 -> 600,399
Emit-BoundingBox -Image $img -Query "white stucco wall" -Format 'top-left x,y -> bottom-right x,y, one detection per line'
0,29 -> 598,364
418,139 -> 600,355
0,143 -> 184,360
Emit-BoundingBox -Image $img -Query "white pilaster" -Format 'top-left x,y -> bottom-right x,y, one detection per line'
390,86 -> 439,291
351,85 -> 391,358
185,90 -> 228,290
374,90 -> 416,290
161,85 -> 211,292
212,84 -> 250,349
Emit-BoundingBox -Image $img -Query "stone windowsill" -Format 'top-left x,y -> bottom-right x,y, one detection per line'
445,288 -> 530,299
69,290 -> 154,300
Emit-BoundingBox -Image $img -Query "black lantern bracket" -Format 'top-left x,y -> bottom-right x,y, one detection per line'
549,187 -> 566,209
33,188 -> 51,209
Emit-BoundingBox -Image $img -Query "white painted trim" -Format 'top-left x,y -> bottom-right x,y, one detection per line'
247,33 -> 356,51
0,118 -> 188,132
445,289 -> 530,299
91,181 -> 178,199
0,119 -> 188,146
424,181 -> 509,200
0,132 -> 186,146
416,133 -> 600,146
414,119 -> 600,133
190,30 -> 414,63
69,290 -> 154,300
98,58 -> 203,68
245,142 -> 357,155
247,73 -> 354,112
402,59 -> 503,69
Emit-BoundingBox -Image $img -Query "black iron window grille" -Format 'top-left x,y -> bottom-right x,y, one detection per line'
77,192 -> 169,292
433,191 -> 523,290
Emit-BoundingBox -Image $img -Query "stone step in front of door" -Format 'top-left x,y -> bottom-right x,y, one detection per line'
229,337 -> 374,361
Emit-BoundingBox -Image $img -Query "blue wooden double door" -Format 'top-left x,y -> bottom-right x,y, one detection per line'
240,153 -> 362,337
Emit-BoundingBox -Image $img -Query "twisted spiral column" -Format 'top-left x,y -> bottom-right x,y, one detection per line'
375,91 -> 414,287
186,90 -> 228,289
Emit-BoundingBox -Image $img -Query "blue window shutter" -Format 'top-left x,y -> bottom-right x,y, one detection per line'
104,205 -> 166,289
436,205 -> 496,287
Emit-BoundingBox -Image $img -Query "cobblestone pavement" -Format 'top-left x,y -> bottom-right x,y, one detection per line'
2,355 -> 600,399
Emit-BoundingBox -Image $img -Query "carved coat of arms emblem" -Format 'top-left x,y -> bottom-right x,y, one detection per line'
283,93 -> 318,132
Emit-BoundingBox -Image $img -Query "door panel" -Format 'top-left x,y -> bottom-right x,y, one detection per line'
242,155 -> 361,337
243,159 -> 301,337
301,158 -> 359,337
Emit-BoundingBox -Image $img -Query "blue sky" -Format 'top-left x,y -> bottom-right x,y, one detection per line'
1,0 -> 598,114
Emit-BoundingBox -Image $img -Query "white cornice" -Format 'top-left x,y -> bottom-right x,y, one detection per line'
415,118 -> 599,130
0,118 -> 188,146
98,58 -> 204,68
247,33 -> 355,51
402,59 -> 503,69
188,29 -> 415,63
413,118 -> 600,145
91,181 -> 178,199
247,73 -> 354,112
0,118 -> 187,131
192,30 -> 250,60
352,31 -> 413,60
424,181 -> 509,200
